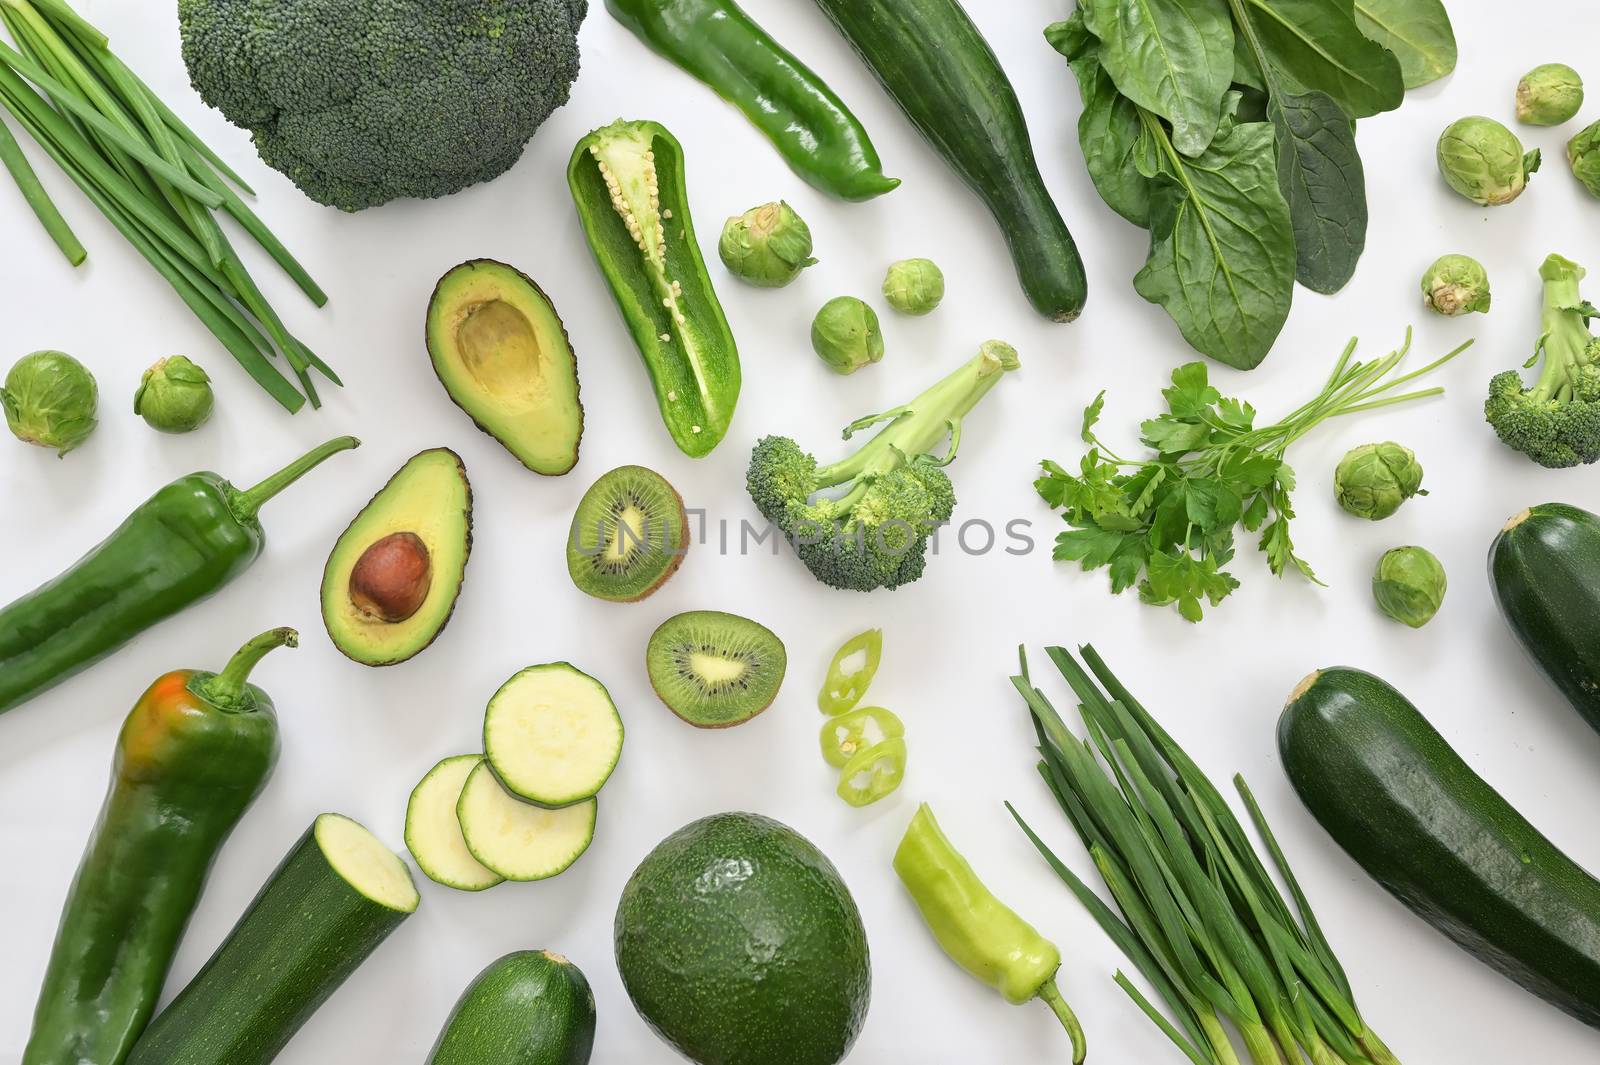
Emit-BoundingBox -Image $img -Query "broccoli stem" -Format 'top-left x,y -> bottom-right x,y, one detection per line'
1531,254 -> 1591,404
816,341 -> 1020,505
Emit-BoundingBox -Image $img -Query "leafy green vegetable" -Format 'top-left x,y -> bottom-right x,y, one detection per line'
1133,108 -> 1295,370
1080,0 -> 1234,157
1236,0 -> 1404,119
1354,0 -> 1457,90
1008,644 -> 1402,1065
1048,16 -> 1155,227
1037,330 -> 1468,621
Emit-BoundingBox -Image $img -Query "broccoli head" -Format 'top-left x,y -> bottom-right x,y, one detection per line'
178,0 -> 588,211
1485,253 -> 1600,468
747,341 -> 1018,592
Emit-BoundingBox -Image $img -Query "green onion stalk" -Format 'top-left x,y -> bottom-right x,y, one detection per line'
1008,644 -> 1401,1065
0,0 -> 334,412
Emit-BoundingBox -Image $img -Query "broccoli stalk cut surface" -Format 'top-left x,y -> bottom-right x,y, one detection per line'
178,0 -> 588,211
1485,253 -> 1600,468
747,341 -> 1019,592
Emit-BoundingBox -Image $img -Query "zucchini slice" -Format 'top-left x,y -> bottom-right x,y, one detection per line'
406,755 -> 505,891
126,813 -> 417,1065
457,761 -> 596,881
484,662 -> 623,807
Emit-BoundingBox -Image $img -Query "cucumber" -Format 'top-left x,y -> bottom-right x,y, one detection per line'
457,761 -> 596,881
484,663 -> 623,807
812,0 -> 1086,322
1279,667 -> 1600,1028
427,950 -> 596,1065
406,755 -> 504,891
1490,503 -> 1600,733
126,814 -> 419,1065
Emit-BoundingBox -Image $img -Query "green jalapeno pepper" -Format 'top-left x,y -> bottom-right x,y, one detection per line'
836,735 -> 906,806
0,436 -> 356,716
894,803 -> 1087,1063
818,627 -> 882,714
22,628 -> 292,1065
820,705 -> 904,768
605,0 -> 898,201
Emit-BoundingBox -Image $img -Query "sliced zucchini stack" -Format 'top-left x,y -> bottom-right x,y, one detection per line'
128,814 -> 418,1065
405,662 -> 622,890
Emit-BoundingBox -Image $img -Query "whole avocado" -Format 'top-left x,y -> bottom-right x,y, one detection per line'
614,812 -> 870,1065
178,0 -> 588,211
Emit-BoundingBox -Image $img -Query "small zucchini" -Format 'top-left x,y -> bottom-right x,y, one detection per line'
568,120 -> 740,457
1279,666 -> 1600,1029
1490,503 -> 1600,733
127,813 -> 419,1065
427,950 -> 597,1065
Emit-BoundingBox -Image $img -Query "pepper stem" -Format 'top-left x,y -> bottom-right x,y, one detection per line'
191,628 -> 298,711
1038,980 -> 1087,1064
233,435 -> 359,521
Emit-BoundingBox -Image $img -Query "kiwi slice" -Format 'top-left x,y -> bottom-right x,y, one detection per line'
646,610 -> 788,728
566,464 -> 688,602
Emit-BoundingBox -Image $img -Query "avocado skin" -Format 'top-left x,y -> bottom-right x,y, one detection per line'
614,812 -> 870,1065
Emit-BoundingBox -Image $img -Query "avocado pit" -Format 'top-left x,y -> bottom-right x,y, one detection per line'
349,531 -> 431,623
456,298 -> 542,398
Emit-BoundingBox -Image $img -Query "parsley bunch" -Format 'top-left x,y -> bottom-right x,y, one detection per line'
1037,331 -> 1470,622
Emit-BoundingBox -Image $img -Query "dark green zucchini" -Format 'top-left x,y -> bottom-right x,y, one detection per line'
811,0 -> 1086,322
1279,666 -> 1600,1028
126,814 -> 418,1065
1490,503 -> 1600,733
427,950 -> 596,1065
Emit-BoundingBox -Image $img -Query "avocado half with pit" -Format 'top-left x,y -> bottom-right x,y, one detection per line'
426,259 -> 582,476
321,449 -> 472,666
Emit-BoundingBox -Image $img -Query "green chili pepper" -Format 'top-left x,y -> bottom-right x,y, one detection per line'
894,803 -> 1086,1063
0,437 -> 357,716
818,627 -> 882,714
820,705 -> 904,768
22,628 -> 291,1065
836,735 -> 906,807
568,120 -> 740,457
605,0 -> 898,202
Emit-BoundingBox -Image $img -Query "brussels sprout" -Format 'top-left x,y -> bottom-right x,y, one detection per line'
1420,254 -> 1490,316
1334,442 -> 1425,520
1517,64 -> 1584,127
1567,119 -> 1600,198
1436,117 -> 1540,206
718,201 -> 817,288
1,349 -> 97,456
810,296 -> 884,375
134,355 -> 214,433
1372,546 -> 1447,628
882,257 -> 945,315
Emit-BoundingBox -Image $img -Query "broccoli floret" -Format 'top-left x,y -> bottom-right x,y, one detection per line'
1485,253 -> 1600,468
747,341 -> 1018,592
178,0 -> 588,211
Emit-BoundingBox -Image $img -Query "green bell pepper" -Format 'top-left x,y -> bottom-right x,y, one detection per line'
605,0 -> 899,201
0,436 -> 356,716
22,628 -> 292,1065
894,803 -> 1086,1063
568,120 -> 740,458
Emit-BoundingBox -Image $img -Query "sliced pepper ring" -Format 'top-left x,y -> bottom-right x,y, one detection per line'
836,736 -> 906,807
818,627 -> 883,715
820,706 -> 905,768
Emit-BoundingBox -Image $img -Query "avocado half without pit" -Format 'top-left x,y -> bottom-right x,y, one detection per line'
321,449 -> 472,666
426,259 -> 582,476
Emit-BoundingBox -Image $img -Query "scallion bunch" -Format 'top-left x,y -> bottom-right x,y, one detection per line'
0,0 -> 334,411
1009,644 -> 1399,1065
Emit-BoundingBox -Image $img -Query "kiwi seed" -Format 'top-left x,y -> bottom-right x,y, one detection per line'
566,465 -> 688,602
645,610 -> 788,728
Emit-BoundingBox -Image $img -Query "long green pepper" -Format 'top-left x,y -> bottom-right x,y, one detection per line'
0,437 -> 357,716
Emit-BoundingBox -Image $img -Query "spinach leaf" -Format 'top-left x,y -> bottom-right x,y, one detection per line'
1081,0 -> 1235,157
1048,16 -> 1157,225
1133,114 -> 1295,370
1269,89 -> 1366,292
1237,0 -> 1404,118
1353,0 -> 1457,89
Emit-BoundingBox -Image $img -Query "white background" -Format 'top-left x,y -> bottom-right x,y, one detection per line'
4,1 -> 1600,1061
